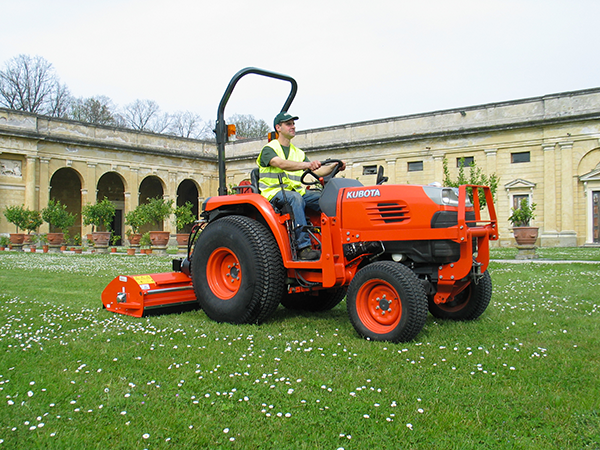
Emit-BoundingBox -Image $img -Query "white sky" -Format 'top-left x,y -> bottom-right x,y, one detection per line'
2,0 -> 600,130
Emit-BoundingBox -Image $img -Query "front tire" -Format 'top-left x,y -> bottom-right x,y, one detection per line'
347,262 -> 428,343
428,270 -> 492,321
191,215 -> 285,324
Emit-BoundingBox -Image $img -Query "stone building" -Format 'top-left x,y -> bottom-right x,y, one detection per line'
0,109 -> 217,243
2,86 -> 600,247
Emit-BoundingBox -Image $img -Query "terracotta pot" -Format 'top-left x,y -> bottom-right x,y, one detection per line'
127,233 -> 142,246
92,231 -> 111,246
30,246 -> 36,253
149,231 -> 170,247
176,233 -> 189,247
43,245 -> 49,253
9,233 -> 24,245
23,234 -> 33,245
127,248 -> 136,255
74,248 -> 83,254
513,226 -> 539,246
60,245 -> 67,252
111,247 -> 117,253
46,232 -> 64,246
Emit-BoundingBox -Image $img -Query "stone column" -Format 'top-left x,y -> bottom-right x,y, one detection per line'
541,143 -> 558,246
39,158 -> 50,233
484,148 -> 498,174
558,142 -> 577,246
433,155 -> 444,184
24,156 -> 38,210
385,159 -> 396,184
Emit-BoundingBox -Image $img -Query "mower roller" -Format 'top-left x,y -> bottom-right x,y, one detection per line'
101,67 -> 499,343
102,271 -> 195,318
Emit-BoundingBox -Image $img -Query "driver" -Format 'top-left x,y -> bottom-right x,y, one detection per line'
257,112 -> 345,260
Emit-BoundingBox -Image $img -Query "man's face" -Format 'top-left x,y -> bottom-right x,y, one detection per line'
277,119 -> 296,139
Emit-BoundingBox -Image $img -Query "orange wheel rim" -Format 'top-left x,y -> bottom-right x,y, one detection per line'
206,247 -> 241,300
355,279 -> 402,334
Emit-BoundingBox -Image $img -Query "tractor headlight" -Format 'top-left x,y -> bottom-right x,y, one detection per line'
441,188 -> 460,206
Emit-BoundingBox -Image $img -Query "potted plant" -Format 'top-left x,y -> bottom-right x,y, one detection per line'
39,234 -> 49,253
508,198 -> 538,246
28,233 -> 39,252
0,235 -> 10,250
73,233 -> 83,254
3,205 -> 29,245
173,201 -> 195,247
110,234 -> 121,253
61,231 -> 71,252
139,232 -> 152,254
82,198 -> 115,247
125,205 -> 148,246
143,197 -> 174,247
22,209 -> 43,246
42,199 -> 76,246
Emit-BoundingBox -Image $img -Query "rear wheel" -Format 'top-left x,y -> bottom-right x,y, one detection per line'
428,270 -> 492,321
281,288 -> 346,312
347,262 -> 427,343
191,215 -> 285,324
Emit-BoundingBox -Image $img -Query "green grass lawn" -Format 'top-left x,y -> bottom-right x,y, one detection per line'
0,250 -> 599,449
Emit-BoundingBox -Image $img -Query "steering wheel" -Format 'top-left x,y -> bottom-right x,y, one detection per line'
300,159 -> 344,186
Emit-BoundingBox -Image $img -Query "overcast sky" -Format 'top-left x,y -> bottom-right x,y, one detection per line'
2,0 -> 600,130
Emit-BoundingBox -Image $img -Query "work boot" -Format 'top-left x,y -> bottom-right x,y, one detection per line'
298,247 -> 320,261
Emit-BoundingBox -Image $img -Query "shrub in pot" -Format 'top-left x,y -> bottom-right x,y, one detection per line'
509,198 -> 538,245
3,205 -> 29,244
124,205 -> 149,245
143,197 -> 174,247
82,198 -> 115,246
173,201 -> 195,247
42,199 -> 76,246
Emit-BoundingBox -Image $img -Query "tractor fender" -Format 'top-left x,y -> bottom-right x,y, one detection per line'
203,193 -> 294,260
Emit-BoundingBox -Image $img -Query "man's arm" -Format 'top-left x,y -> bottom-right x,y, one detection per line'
269,156 -> 321,172
313,160 -> 346,177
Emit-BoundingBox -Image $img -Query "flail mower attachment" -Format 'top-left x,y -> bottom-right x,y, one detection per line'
101,271 -> 195,318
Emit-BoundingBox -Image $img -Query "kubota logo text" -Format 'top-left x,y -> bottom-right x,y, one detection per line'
346,188 -> 381,199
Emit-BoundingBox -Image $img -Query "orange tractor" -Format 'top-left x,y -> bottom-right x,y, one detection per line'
102,67 -> 498,342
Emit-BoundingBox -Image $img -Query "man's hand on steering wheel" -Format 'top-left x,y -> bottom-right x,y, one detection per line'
301,159 -> 345,186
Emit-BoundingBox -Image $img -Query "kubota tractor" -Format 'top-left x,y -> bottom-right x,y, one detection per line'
102,67 -> 498,343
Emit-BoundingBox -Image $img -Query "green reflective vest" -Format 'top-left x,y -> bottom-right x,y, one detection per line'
256,140 -> 306,201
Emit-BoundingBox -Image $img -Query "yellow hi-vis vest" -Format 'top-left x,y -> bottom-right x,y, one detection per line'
256,140 -> 306,201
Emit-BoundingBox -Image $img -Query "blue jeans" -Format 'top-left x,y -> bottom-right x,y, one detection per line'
271,189 -> 321,250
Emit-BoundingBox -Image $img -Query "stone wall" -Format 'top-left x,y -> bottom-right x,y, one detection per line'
3,87 -> 600,246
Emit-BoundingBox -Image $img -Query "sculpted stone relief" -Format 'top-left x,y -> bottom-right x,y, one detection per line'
0,159 -> 22,177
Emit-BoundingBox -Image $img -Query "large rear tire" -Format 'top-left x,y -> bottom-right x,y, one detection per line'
281,288 -> 346,312
428,270 -> 492,321
347,262 -> 427,343
191,215 -> 285,324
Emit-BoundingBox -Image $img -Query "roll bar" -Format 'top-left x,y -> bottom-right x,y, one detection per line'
215,67 -> 298,196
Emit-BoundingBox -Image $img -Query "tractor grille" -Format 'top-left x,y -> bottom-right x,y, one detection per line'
367,202 -> 409,224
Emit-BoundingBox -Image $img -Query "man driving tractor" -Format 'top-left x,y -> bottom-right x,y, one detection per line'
256,112 -> 346,260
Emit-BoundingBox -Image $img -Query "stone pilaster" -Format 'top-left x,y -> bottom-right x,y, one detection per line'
24,156 -> 38,210
540,143 -> 558,246
558,142 -> 577,246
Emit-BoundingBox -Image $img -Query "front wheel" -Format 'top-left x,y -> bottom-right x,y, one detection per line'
347,262 -> 428,343
428,271 -> 492,321
191,215 -> 285,324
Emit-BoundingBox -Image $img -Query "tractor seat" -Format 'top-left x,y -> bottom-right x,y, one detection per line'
250,167 -> 261,194
319,178 -> 363,216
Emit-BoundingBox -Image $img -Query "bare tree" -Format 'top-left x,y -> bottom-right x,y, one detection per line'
168,110 -> 204,138
118,99 -> 172,133
70,96 -> 117,126
227,114 -> 270,139
0,54 -> 69,116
